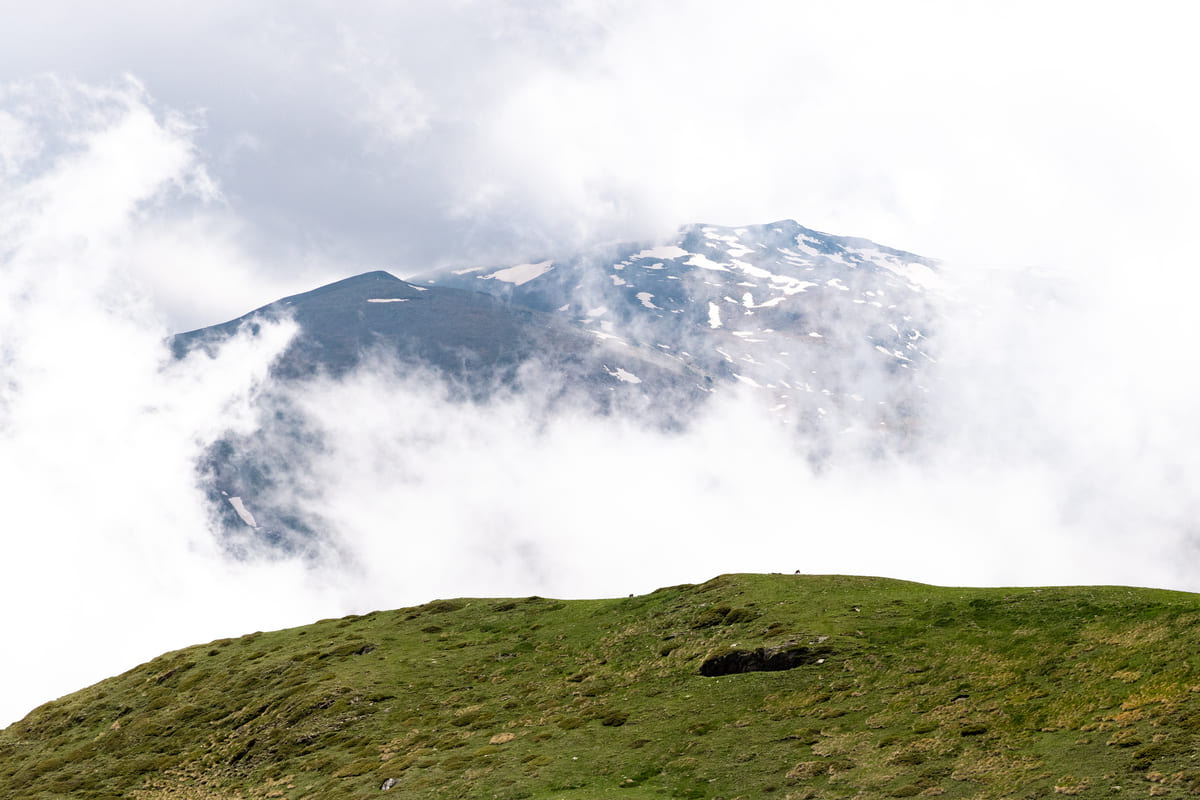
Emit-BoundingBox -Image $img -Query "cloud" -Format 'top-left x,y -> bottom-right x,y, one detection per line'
2,3 -> 1196,297
924,265 -> 1200,584
271,333 -> 1195,598
460,2 -> 1200,274
331,27 -> 432,150
0,76 -> 343,727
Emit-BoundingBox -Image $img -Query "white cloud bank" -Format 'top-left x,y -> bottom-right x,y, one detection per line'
1,3 -> 1199,730
0,78 -> 335,727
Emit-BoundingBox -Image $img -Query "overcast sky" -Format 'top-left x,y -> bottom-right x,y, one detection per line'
2,1 -> 1199,727
5,1 -> 1197,328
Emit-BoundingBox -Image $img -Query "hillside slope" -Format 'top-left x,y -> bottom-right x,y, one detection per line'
5,574 -> 1200,799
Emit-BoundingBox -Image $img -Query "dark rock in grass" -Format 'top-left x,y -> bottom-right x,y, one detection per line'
699,644 -> 832,676
600,710 -> 629,726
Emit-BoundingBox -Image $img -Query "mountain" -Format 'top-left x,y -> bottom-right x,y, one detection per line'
421,219 -> 946,435
171,221 -> 948,557
4,574 -> 1199,799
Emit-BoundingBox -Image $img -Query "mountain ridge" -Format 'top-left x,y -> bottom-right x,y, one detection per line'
421,218 -> 945,434
171,269 -> 691,388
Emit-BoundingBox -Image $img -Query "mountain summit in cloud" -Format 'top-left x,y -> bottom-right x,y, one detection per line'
172,220 -> 947,558
423,219 -> 945,432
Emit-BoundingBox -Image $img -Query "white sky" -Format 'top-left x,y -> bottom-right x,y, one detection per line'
2,1 -> 1199,727
3,1 -> 1196,328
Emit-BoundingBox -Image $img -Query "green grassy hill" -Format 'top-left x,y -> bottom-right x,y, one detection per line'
4,574 -> 1200,799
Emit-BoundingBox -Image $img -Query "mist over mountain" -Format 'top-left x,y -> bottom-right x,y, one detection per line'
423,219 -> 945,438
173,220 -> 952,557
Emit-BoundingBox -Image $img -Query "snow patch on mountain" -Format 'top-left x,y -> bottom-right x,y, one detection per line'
637,292 -> 659,310
604,366 -> 642,384
633,245 -> 689,260
687,253 -> 729,272
484,260 -> 554,286
228,497 -> 257,528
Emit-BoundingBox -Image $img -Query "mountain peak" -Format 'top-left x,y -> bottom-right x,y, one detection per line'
275,270 -> 415,305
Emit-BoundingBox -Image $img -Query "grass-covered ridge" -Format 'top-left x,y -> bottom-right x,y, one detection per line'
5,573 -> 1200,799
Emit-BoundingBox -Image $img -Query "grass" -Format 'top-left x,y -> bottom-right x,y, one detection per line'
5,573 -> 1200,798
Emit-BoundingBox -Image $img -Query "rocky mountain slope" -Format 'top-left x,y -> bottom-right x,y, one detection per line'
3,574 -> 1199,799
172,270 -> 701,396
422,219 -> 946,434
